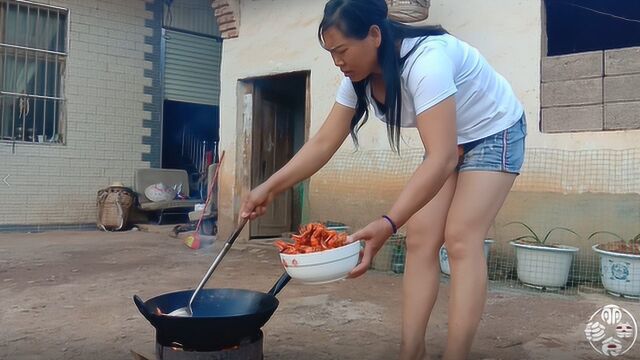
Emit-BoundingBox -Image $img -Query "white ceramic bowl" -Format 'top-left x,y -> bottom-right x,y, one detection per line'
279,241 -> 361,284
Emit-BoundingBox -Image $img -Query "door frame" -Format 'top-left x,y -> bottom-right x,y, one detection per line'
235,71 -> 311,240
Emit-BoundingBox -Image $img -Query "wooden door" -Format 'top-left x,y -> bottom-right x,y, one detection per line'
250,84 -> 293,237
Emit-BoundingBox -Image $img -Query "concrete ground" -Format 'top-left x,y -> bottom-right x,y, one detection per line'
0,229 -> 639,360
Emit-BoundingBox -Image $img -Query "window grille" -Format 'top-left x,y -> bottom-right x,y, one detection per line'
0,0 -> 68,144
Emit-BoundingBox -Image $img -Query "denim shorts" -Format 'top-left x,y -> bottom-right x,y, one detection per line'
457,113 -> 527,175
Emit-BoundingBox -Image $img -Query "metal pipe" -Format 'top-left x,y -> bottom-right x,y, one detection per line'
11,97 -> 15,140
202,140 -> 207,173
52,11 -> 59,138
193,138 -> 198,172
196,141 -> 200,173
191,134 -> 195,163
12,5 -> 18,140
42,8 -> 48,139
197,140 -> 202,173
0,43 -> 66,58
199,143 -> 203,173
202,140 -> 207,174
32,8 -> 38,142
0,91 -> 62,100
23,6 -> 29,141
53,56 -> 58,138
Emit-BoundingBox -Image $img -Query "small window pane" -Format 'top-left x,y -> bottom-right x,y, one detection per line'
57,14 -> 66,52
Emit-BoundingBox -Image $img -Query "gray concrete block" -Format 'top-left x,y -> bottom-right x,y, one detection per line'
542,51 -> 603,82
604,74 -> 640,102
605,102 -> 640,130
541,105 -> 603,133
541,78 -> 603,107
605,47 -> 640,75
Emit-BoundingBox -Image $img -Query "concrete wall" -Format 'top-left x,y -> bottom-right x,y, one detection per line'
218,0 -> 640,242
541,47 -> 640,132
0,0 -> 156,228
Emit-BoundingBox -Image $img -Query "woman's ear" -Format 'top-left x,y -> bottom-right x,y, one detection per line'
368,25 -> 382,48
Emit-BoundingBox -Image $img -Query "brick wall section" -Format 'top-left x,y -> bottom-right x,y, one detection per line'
541,47 -> 640,133
0,0 -> 157,226
212,0 -> 239,39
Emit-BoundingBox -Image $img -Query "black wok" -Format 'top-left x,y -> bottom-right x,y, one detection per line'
133,272 -> 291,351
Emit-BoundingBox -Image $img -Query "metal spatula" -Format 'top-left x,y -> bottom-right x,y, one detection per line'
168,217 -> 249,317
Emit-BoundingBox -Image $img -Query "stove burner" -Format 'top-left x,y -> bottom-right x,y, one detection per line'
155,331 -> 263,360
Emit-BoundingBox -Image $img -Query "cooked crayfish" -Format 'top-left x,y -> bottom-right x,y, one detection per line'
274,223 -> 348,254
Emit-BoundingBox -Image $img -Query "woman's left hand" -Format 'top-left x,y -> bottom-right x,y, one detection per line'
347,217 -> 395,278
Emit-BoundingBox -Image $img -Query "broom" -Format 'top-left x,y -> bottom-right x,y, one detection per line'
184,151 -> 225,250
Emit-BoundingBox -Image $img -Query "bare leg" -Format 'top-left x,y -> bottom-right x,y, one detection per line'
400,173 -> 458,360
442,171 -> 516,360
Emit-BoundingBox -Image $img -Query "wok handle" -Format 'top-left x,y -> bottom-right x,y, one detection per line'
268,272 -> 291,297
133,295 -> 156,323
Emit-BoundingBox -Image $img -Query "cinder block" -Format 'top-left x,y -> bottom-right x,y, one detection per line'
606,47 -> 640,75
604,74 -> 640,102
541,105 -> 603,133
542,51 -> 603,82
605,102 -> 640,130
541,78 -> 603,107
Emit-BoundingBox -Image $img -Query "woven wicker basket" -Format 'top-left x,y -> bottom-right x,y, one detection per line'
386,0 -> 431,23
97,186 -> 136,231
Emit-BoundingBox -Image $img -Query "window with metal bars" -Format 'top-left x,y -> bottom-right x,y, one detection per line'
0,0 -> 67,144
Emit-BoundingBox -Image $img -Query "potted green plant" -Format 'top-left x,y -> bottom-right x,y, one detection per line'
508,222 -> 579,289
439,239 -> 494,276
588,231 -> 640,298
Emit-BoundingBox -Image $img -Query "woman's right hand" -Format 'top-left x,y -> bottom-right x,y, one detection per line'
239,183 -> 275,221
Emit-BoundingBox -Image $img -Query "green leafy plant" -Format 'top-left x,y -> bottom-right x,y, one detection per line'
506,221 -> 579,246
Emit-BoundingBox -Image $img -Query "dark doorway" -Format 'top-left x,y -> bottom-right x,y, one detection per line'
162,100 -> 219,198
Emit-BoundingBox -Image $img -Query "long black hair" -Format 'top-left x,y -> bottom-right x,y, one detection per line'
318,0 -> 447,152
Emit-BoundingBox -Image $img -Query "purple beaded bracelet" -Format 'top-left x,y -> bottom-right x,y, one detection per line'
381,215 -> 398,234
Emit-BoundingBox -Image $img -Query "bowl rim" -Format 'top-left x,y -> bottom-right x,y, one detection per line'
278,239 -> 361,258
281,253 -> 359,268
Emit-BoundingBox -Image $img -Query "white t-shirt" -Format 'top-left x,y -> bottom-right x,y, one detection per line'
335,34 -> 524,144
